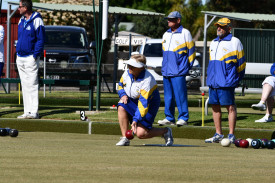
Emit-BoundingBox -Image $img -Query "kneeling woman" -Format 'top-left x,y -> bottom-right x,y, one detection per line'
116,54 -> 173,146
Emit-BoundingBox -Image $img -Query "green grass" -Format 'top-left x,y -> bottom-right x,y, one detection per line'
1,91 -> 274,130
0,132 -> 274,183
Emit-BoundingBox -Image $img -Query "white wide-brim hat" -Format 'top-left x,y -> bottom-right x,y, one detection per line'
126,58 -> 146,68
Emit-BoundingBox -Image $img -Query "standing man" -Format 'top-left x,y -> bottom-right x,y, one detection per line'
205,18 -> 246,143
158,11 -> 196,127
16,0 -> 45,119
0,25 -> 4,77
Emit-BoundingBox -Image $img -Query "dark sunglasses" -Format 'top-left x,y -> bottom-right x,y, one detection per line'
19,6 -> 26,8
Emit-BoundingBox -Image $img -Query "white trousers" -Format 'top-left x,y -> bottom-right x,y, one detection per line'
16,55 -> 39,114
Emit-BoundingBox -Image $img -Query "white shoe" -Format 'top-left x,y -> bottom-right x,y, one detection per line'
251,102 -> 266,111
157,118 -> 175,126
17,113 -> 29,119
27,113 -> 39,119
163,127 -> 173,146
176,119 -> 188,127
116,137 -> 130,146
255,115 -> 273,123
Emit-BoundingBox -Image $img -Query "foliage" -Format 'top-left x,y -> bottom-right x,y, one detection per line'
206,0 -> 275,39
132,16 -> 167,38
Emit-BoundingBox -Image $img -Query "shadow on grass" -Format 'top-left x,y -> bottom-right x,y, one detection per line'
133,144 -> 205,147
190,116 -> 249,126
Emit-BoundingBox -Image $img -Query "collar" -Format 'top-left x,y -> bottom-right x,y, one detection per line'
167,25 -> 183,33
214,33 -> 232,41
127,69 -> 146,81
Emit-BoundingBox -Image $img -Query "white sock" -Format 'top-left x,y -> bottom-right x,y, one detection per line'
260,101 -> 265,104
265,114 -> 271,118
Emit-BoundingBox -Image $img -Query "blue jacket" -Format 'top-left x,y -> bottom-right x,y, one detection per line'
207,34 -> 246,88
118,69 -> 160,123
270,63 -> 275,76
162,26 -> 195,77
16,12 -> 45,59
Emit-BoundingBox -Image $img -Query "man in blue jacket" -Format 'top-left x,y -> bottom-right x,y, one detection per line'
16,0 -> 45,119
158,11 -> 195,127
205,18 -> 246,143
251,63 -> 275,123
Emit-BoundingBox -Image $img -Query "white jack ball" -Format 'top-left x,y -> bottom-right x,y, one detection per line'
221,138 -> 231,147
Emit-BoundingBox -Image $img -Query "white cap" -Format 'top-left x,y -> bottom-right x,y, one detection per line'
126,58 -> 145,68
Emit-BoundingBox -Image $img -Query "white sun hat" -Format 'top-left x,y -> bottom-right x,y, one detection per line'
126,58 -> 146,68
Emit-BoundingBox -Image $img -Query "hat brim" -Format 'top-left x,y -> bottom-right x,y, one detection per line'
126,59 -> 145,68
164,17 -> 180,19
214,22 -> 230,26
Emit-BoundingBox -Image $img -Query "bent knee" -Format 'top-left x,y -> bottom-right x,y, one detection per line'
136,129 -> 148,139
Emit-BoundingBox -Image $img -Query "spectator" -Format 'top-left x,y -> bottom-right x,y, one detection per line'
16,0 -> 45,119
251,63 -> 275,122
157,11 -> 195,127
116,54 -> 173,146
205,18 -> 246,143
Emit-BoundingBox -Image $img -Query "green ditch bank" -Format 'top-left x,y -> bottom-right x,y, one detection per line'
0,118 -> 274,140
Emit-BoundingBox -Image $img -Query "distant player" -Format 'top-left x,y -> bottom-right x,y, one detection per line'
205,18 -> 246,143
16,0 -> 45,119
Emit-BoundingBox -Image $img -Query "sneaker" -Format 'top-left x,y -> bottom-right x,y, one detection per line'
255,115 -> 273,123
163,127 -> 173,146
251,102 -> 266,111
205,133 -> 224,143
116,137 -> 130,146
228,134 -> 236,143
176,119 -> 188,127
26,113 -> 39,119
17,113 -> 29,119
157,118 -> 175,126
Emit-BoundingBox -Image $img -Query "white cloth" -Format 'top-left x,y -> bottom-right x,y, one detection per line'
16,55 -> 39,114
262,76 -> 275,97
0,25 -> 4,63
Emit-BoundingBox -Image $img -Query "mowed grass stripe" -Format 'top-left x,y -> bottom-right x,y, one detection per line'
0,132 -> 274,182
0,119 -> 274,140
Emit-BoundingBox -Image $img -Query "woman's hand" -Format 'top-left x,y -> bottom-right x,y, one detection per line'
131,121 -> 137,135
119,95 -> 128,104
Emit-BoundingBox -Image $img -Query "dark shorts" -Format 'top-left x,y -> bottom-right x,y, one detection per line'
209,87 -> 235,106
117,97 -> 159,130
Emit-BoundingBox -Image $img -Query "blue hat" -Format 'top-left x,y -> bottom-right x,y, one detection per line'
164,11 -> 182,19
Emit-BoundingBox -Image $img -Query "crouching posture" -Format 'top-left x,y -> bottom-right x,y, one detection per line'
251,63 -> 275,123
116,54 -> 173,146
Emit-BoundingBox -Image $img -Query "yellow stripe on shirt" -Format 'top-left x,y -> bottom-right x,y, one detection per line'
173,43 -> 187,52
138,100 -> 148,117
237,62 -> 246,73
225,59 -> 237,64
188,52 -> 196,63
219,51 -> 237,61
140,85 -> 158,100
186,41 -> 195,49
237,50 -> 244,59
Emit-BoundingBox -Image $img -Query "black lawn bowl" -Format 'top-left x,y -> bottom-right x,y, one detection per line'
267,141 -> 275,149
251,139 -> 261,149
9,129 -> 19,137
0,128 -> 8,136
